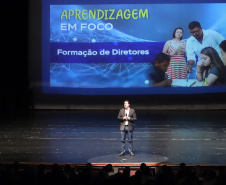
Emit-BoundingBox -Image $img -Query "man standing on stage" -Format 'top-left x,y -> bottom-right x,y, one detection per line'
186,21 -> 224,72
118,100 -> 137,156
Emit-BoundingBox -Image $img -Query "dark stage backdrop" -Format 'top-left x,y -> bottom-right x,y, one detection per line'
2,0 -> 226,112
1,0 -> 29,113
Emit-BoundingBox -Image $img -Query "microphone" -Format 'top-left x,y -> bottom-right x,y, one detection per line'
126,113 -> 127,116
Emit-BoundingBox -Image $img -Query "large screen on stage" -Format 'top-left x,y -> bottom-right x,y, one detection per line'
42,0 -> 226,95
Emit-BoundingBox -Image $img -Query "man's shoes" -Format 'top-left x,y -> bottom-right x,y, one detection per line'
118,152 -> 125,156
129,152 -> 135,156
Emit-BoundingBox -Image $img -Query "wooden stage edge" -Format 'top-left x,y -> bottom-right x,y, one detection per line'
2,162 -> 226,167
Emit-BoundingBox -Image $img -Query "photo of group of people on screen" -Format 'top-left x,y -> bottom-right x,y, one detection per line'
148,21 -> 226,87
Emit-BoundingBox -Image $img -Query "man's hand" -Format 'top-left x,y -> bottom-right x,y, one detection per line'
187,65 -> 193,73
187,60 -> 195,73
123,116 -> 130,120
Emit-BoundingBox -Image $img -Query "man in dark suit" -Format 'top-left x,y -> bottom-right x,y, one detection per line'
117,100 -> 137,156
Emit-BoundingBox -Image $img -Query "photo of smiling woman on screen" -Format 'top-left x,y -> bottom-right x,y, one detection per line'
162,27 -> 187,79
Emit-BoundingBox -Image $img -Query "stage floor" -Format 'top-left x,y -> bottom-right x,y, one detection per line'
1,109 -> 226,166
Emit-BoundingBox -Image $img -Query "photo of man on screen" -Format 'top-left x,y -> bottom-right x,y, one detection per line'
186,21 -> 224,73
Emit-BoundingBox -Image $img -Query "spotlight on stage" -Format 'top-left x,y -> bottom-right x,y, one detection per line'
88,153 -> 168,166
